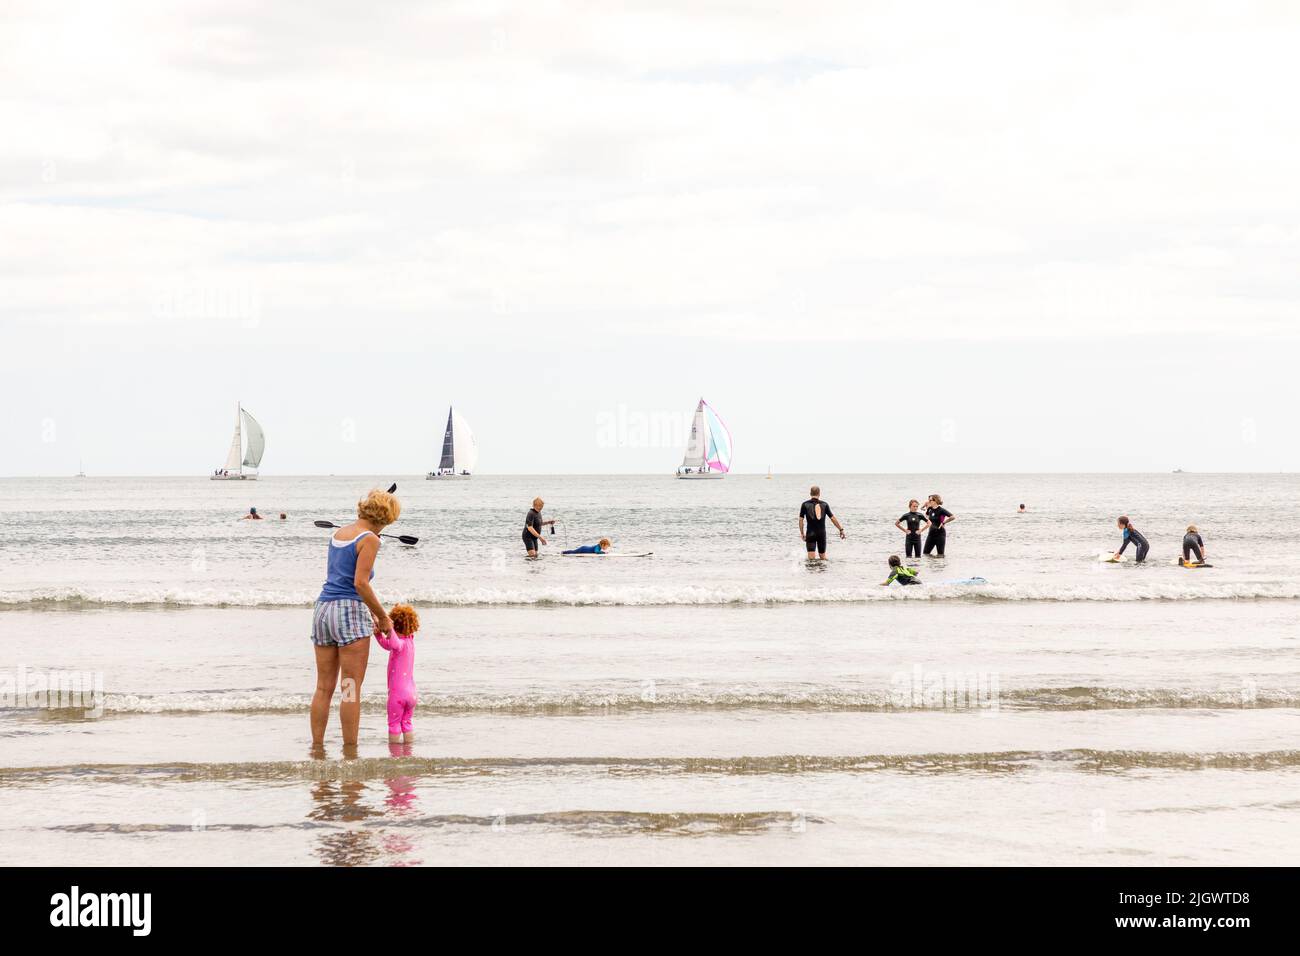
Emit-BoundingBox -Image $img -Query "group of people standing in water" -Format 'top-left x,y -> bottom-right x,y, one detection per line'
304,484 -> 1217,747
798,485 -> 955,564
793,485 -> 1211,583
795,485 -> 956,587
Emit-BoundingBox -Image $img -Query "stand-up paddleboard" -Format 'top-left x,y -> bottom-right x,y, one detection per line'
561,551 -> 654,558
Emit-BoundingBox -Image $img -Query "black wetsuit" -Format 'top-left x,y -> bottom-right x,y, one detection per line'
924,506 -> 953,556
1118,525 -> 1149,562
899,510 -> 926,558
1182,532 -> 1204,563
522,508 -> 544,552
800,498 -> 833,555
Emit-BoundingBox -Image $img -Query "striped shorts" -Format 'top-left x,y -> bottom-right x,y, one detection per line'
311,599 -> 373,647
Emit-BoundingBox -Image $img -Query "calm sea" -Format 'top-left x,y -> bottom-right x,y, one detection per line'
1,473 -> 1297,864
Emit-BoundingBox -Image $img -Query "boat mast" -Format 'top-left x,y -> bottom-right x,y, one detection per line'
234,402 -> 243,477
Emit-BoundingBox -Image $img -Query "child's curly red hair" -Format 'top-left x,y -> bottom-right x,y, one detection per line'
389,604 -> 420,637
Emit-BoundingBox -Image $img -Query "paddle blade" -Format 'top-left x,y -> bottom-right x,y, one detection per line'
397,535 -> 419,545
314,520 -> 338,528
387,483 -> 397,493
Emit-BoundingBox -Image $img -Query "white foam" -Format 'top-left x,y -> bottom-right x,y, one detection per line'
4,579 -> 1300,608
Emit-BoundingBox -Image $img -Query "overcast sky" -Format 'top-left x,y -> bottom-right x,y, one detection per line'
3,0 -> 1298,475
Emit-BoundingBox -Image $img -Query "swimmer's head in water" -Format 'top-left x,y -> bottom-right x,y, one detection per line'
358,489 -> 401,527
598,538 -> 611,549
533,497 -> 544,510
888,555 -> 902,567
279,513 -> 286,520
249,507 -> 257,515
389,604 -> 419,637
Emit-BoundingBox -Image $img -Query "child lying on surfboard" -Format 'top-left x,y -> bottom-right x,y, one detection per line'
563,538 -> 612,555
881,554 -> 921,586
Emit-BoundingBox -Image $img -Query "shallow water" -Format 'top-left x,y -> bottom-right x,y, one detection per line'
1,474 -> 1298,865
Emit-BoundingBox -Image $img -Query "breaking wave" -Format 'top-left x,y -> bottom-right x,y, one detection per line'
4,579 -> 1300,609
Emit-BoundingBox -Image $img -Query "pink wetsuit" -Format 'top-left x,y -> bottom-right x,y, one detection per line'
375,630 -> 417,734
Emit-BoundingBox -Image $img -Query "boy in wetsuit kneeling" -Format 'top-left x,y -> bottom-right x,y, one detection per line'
881,554 -> 922,586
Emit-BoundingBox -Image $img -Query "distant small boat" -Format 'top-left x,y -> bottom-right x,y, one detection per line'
766,465 -> 773,480
1173,468 -> 1186,474
76,459 -> 86,479
676,398 -> 733,480
211,402 -> 265,480
427,406 -> 478,479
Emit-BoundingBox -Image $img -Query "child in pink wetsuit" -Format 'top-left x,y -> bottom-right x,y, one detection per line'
375,604 -> 420,742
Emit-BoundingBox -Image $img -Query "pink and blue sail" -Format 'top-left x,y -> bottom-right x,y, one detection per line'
700,399 -> 733,473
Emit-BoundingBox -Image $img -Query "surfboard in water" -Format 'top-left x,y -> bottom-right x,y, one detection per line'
561,551 -> 654,558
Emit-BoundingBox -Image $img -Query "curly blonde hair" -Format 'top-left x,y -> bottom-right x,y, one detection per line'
389,604 -> 420,637
357,489 -> 401,527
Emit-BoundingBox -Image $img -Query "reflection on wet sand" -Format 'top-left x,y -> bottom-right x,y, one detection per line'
307,743 -> 424,867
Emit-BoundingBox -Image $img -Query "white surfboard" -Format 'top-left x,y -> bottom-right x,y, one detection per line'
560,551 -> 654,558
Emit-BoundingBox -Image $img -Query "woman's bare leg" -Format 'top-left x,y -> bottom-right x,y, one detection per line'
338,638 -> 371,746
311,645 -> 340,745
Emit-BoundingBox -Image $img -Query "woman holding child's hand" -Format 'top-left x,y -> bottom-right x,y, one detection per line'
308,488 -> 402,746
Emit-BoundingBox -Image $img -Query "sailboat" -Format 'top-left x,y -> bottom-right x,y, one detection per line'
210,403 -> 265,480
426,407 -> 478,478
675,398 -> 733,479
76,459 -> 86,479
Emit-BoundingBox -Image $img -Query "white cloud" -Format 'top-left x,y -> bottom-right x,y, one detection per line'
3,1 -> 1300,473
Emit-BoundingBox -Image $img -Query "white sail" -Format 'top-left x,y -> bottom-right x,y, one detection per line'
240,408 -> 265,469
451,410 -> 478,472
680,401 -> 708,468
222,406 -> 243,473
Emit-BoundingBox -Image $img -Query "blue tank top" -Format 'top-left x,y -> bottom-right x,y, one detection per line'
318,531 -> 375,601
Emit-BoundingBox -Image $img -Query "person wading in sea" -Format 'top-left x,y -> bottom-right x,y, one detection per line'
798,485 -> 846,560
523,497 -> 556,558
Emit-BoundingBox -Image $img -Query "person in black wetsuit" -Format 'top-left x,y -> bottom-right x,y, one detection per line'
1181,524 -> 1206,565
923,494 -> 955,556
1113,515 -> 1149,563
894,499 -> 930,559
798,485 -> 846,560
522,497 -> 555,557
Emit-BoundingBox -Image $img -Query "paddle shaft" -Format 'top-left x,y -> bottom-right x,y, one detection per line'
313,519 -> 418,545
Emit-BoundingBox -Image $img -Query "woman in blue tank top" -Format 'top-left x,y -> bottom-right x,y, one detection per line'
309,488 -> 402,747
